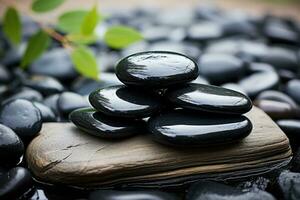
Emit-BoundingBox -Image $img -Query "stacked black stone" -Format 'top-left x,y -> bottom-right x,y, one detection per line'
70,51 -> 253,147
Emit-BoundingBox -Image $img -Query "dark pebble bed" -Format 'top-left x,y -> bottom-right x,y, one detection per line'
1,4 -> 300,200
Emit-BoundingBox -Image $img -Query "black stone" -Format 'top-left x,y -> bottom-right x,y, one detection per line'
291,147 -> 300,172
70,108 -> 145,139
147,110 -> 252,147
198,54 -> 245,85
0,99 -> 42,139
276,170 -> 300,200
238,71 -> 279,98
221,83 -> 246,95
186,181 -> 275,200
29,48 -> 78,81
191,75 -> 210,85
256,90 -> 298,108
33,102 -> 56,122
186,22 -> 223,42
89,190 -> 178,200
0,124 -> 24,165
23,75 -> 64,96
165,83 -> 252,115
89,85 -> 161,118
0,167 -> 33,200
116,51 -> 198,88
43,94 -> 60,115
277,120 -> 300,145
58,92 -> 89,118
286,79 -> 300,105
0,65 -> 11,84
254,100 -> 300,120
4,87 -> 43,103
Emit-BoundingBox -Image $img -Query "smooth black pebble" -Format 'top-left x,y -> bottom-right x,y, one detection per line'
70,108 -> 145,139
89,190 -> 178,200
0,99 -> 42,139
0,124 -> 24,165
286,79 -> 300,105
33,102 -> 56,122
116,51 -> 198,88
0,167 -> 33,200
147,110 -> 252,147
277,119 -> 300,146
58,92 -> 89,117
89,85 -> 161,118
165,83 -> 252,115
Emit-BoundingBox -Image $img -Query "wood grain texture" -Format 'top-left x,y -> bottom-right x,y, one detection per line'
26,107 -> 292,188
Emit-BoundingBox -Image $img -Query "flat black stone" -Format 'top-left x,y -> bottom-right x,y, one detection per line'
198,54 -> 245,85
116,51 -> 198,88
0,167 -> 33,200
256,90 -> 298,108
89,190 -> 178,200
165,83 -> 252,115
43,94 -> 60,116
147,110 -> 252,147
23,75 -> 64,96
33,102 -> 56,122
277,120 -> 300,145
29,48 -> 78,81
0,124 -> 24,165
286,79 -> 300,105
89,85 -> 161,118
4,87 -> 43,103
186,181 -> 275,200
58,92 -> 89,118
69,108 -> 145,139
0,99 -> 42,139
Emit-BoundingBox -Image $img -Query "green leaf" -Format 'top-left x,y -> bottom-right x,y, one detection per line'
32,0 -> 65,13
57,10 -> 88,33
21,30 -> 50,68
80,5 -> 100,35
3,7 -> 21,45
104,25 -> 143,49
67,33 -> 97,45
70,46 -> 99,80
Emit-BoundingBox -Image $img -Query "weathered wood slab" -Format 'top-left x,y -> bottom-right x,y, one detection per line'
26,107 -> 291,188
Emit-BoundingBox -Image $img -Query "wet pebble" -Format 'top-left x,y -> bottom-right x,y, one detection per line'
70,108 -> 145,139
89,85 -> 161,118
0,99 -> 42,139
116,51 -> 198,88
0,124 -> 24,165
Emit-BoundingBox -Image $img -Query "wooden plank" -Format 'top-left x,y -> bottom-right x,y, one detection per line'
26,107 -> 291,188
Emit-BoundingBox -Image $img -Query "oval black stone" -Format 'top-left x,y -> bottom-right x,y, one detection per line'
147,110 -> 252,147
89,85 -> 161,118
165,83 -> 252,115
0,99 -> 42,139
116,51 -> 198,88
89,190 -> 178,200
198,54 -> 245,85
286,79 -> 300,105
33,102 -> 56,122
0,167 -> 33,200
256,90 -> 298,108
0,124 -> 24,165
277,119 -> 300,144
58,92 -> 89,117
69,108 -> 145,139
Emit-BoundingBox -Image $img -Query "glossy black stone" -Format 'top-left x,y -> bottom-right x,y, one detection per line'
238,71 -> 279,98
0,124 -> 24,165
165,83 -> 252,115
58,92 -> 89,117
89,85 -> 161,118
23,75 -> 64,96
286,79 -> 300,105
277,120 -> 300,145
29,48 -> 78,81
70,108 -> 145,139
0,99 -> 42,139
43,94 -> 60,115
116,51 -> 198,88
198,54 -> 245,85
0,167 -> 33,200
4,87 -> 43,103
186,22 -> 223,41
33,102 -> 56,122
147,110 -> 252,147
89,190 -> 178,200
186,181 -> 275,200
276,170 -> 300,200
256,90 -> 298,108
